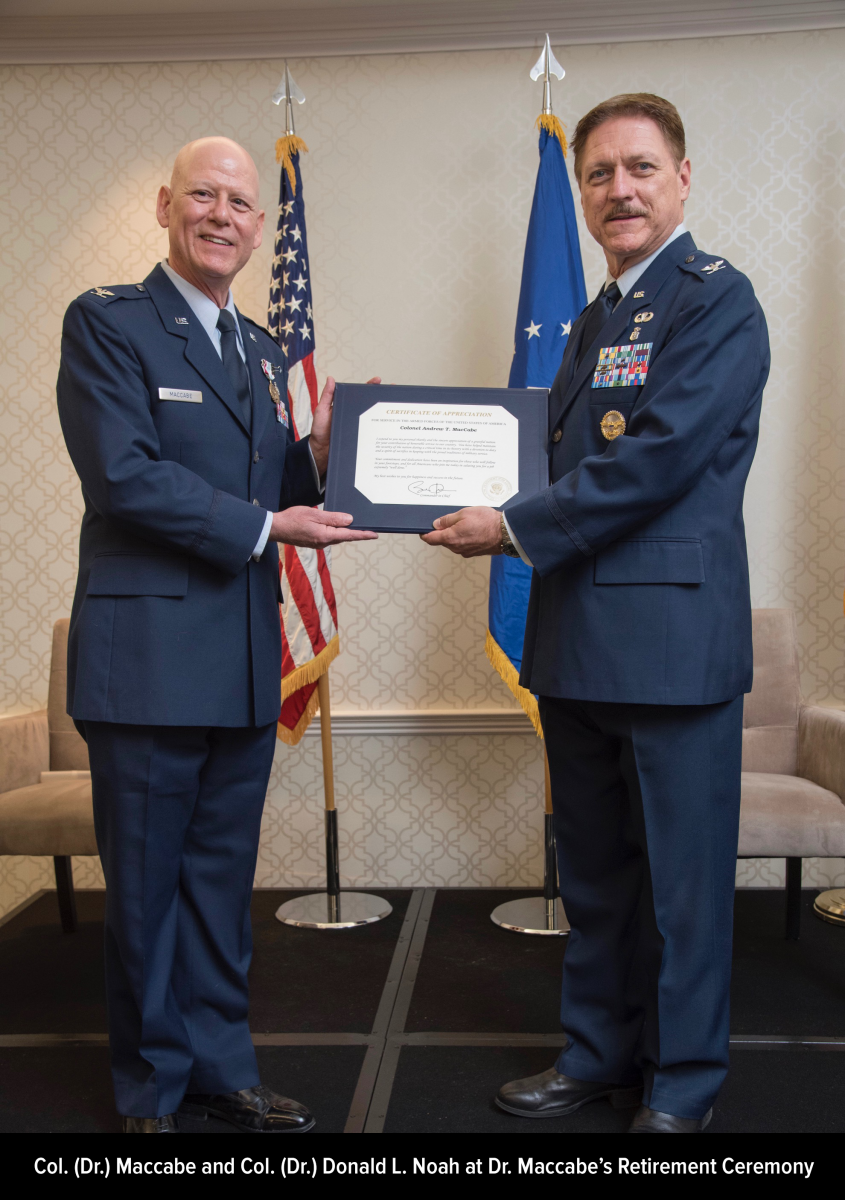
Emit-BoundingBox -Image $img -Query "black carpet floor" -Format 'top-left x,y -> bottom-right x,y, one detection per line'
0,1046 -> 365,1134
407,888 -> 845,1036
1,885 -> 843,1133
0,888 -> 410,1036
382,1046 -> 845,1134
248,889 -> 410,1033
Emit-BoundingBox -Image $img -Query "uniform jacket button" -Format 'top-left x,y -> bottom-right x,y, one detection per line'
253,498 -> 259,505
551,428 -> 562,443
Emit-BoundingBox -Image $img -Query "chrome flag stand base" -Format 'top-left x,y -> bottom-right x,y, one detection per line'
275,674 -> 391,931
813,888 -> 845,927
491,894 -> 569,936
276,890 -> 392,930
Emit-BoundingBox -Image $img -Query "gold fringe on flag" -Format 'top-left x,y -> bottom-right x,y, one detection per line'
281,634 -> 339,701
276,686 -> 320,746
275,636 -> 340,746
275,134 -> 309,195
535,113 -> 568,157
485,630 -> 544,738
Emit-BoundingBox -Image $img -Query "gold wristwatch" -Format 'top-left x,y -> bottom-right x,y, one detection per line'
500,514 -> 521,558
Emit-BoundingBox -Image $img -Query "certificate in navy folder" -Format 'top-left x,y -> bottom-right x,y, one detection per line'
324,383 -> 550,533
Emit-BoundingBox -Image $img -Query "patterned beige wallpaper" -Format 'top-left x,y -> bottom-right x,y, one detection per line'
0,31 -> 843,913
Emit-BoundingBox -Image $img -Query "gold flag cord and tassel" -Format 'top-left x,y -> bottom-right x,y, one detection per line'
535,112 -> 568,156
275,134 -> 309,195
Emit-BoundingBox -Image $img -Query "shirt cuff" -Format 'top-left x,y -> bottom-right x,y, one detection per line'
308,443 -> 326,495
503,513 -> 533,568
251,510 -> 273,562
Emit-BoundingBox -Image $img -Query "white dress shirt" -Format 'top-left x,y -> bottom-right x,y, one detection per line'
502,223 -> 687,567
160,260 -> 322,562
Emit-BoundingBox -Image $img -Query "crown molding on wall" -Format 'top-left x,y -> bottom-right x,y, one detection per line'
301,709 -> 536,737
3,1 -> 845,64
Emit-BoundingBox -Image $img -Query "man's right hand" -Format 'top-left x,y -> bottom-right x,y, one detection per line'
269,507 -> 377,549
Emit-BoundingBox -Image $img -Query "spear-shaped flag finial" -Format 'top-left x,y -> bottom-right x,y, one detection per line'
530,33 -> 565,114
272,61 -> 308,194
530,35 -> 568,154
272,61 -> 306,135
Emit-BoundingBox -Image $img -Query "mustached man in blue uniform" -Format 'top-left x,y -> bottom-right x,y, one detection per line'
58,137 -> 379,1133
423,95 -> 769,1132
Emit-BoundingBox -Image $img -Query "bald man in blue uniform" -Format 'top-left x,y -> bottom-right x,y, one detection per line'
57,137 -> 377,1132
423,95 -> 769,1132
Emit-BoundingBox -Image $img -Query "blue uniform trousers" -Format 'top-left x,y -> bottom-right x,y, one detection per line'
83,720 -> 278,1118
540,695 -> 743,1119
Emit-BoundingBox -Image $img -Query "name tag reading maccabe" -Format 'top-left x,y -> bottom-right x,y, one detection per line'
158,387 -> 202,404
592,343 -> 653,390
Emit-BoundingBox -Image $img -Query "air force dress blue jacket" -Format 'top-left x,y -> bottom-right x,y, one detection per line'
506,232 -> 770,706
57,263 -> 321,728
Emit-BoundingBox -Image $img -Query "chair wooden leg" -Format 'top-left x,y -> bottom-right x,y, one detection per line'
785,857 -> 802,941
54,856 -> 78,934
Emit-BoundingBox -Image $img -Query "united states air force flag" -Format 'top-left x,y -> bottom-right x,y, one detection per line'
485,120 -> 587,734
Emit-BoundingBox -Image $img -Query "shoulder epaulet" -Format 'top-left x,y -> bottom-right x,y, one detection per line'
81,283 -> 150,305
242,313 -> 274,338
678,252 -> 736,279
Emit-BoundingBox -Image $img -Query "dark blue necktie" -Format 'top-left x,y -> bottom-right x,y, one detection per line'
577,281 -> 622,366
216,309 -> 252,428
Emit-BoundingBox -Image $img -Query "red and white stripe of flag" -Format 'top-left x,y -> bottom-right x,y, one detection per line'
277,352 -> 340,744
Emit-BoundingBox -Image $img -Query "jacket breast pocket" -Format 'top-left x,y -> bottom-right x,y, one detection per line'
594,538 -> 705,585
87,554 -> 189,597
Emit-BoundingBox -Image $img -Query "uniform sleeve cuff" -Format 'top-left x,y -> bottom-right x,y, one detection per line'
502,513 -> 533,567
251,510 -> 273,561
308,443 -> 326,495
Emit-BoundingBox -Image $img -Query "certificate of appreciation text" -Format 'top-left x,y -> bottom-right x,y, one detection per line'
324,383 -> 548,533
353,402 -> 519,508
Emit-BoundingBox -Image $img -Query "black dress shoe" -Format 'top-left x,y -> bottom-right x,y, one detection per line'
179,1085 -> 315,1133
496,1067 -> 642,1119
122,1114 -> 178,1133
629,1105 -> 713,1133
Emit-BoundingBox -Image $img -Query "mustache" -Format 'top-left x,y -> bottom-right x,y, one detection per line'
605,204 -> 649,221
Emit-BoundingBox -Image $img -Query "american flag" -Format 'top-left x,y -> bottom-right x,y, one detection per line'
268,140 -> 339,744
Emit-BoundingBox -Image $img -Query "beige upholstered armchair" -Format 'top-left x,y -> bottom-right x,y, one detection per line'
0,620 -> 95,931
740,609 -> 845,938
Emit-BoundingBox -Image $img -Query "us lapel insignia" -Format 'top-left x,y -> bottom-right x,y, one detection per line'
249,332 -> 258,342
701,260 -> 725,275
174,317 -> 188,324
633,290 -> 645,299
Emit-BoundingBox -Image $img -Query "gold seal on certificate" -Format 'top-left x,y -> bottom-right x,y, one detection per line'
353,402 -> 519,508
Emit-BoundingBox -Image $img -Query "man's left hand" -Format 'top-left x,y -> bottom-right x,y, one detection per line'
309,375 -> 381,478
420,506 -> 502,557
